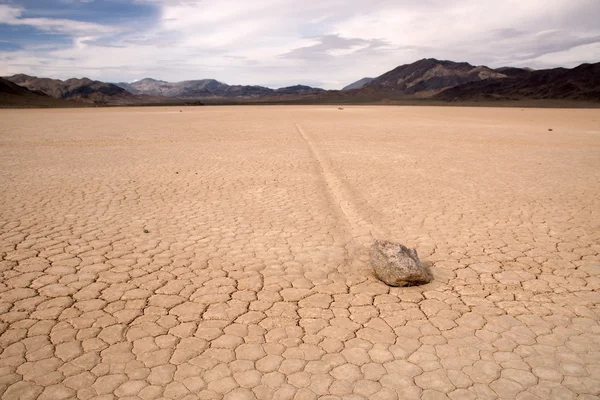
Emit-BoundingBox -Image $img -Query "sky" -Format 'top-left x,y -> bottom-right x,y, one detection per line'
0,0 -> 599,89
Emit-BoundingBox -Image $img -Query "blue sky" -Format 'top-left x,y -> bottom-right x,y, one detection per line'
1,0 -> 599,89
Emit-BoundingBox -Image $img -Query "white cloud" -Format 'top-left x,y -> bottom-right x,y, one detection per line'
0,5 -> 22,21
0,0 -> 599,89
0,4 -> 120,35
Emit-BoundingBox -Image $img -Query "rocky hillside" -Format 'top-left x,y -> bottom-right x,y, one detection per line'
436,62 -> 600,101
5,74 -> 135,104
342,77 -> 374,91
362,58 -> 507,96
0,77 -> 73,107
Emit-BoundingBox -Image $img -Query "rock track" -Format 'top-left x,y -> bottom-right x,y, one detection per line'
294,122 -> 385,249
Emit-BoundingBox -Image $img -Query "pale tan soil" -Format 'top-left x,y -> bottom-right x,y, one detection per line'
0,105 -> 599,400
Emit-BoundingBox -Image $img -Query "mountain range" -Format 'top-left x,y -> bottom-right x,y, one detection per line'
436,62 -> 600,101
2,58 -> 599,107
0,77 -> 73,108
359,59 -> 506,97
6,74 -> 135,104
115,78 -> 325,98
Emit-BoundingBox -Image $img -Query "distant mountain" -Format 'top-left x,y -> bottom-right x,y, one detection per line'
5,74 -> 135,104
5,58 -> 598,107
1,77 -> 44,97
494,67 -> 533,77
116,78 -> 224,97
342,77 -> 374,91
361,58 -> 507,96
436,62 -> 600,101
115,78 -> 324,99
114,81 -> 140,94
275,85 -> 326,95
0,77 -> 71,107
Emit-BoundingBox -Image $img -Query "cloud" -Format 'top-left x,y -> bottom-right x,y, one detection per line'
0,4 -> 120,35
0,0 -> 599,89
281,35 -> 392,60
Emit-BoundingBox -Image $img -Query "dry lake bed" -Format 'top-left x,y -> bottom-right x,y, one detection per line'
1,105 -> 599,400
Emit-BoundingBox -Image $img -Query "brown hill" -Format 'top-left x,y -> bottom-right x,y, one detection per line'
361,58 -> 507,96
493,67 -> 533,78
5,74 -> 135,104
0,77 -> 75,108
342,77 -> 374,91
436,62 -> 600,101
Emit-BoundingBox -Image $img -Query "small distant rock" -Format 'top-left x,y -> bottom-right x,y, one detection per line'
548,128 -> 553,131
338,107 -> 344,110
143,229 -> 149,234
370,240 -> 432,287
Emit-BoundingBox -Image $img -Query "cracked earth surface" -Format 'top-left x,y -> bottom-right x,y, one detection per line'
0,105 -> 599,400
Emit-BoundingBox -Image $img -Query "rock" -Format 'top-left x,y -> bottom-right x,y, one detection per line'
370,240 -> 432,287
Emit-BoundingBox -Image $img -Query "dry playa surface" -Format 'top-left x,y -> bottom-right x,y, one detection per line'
0,105 -> 599,400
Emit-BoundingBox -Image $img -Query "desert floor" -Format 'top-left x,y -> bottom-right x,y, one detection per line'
1,105 -> 599,400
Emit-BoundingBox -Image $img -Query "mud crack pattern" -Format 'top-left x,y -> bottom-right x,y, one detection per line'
0,106 -> 599,400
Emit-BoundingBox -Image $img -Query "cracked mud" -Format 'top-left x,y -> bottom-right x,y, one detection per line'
0,106 -> 599,400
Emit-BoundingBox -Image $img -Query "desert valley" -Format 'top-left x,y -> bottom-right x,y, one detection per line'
1,105 -> 599,399
2,0 -> 600,399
